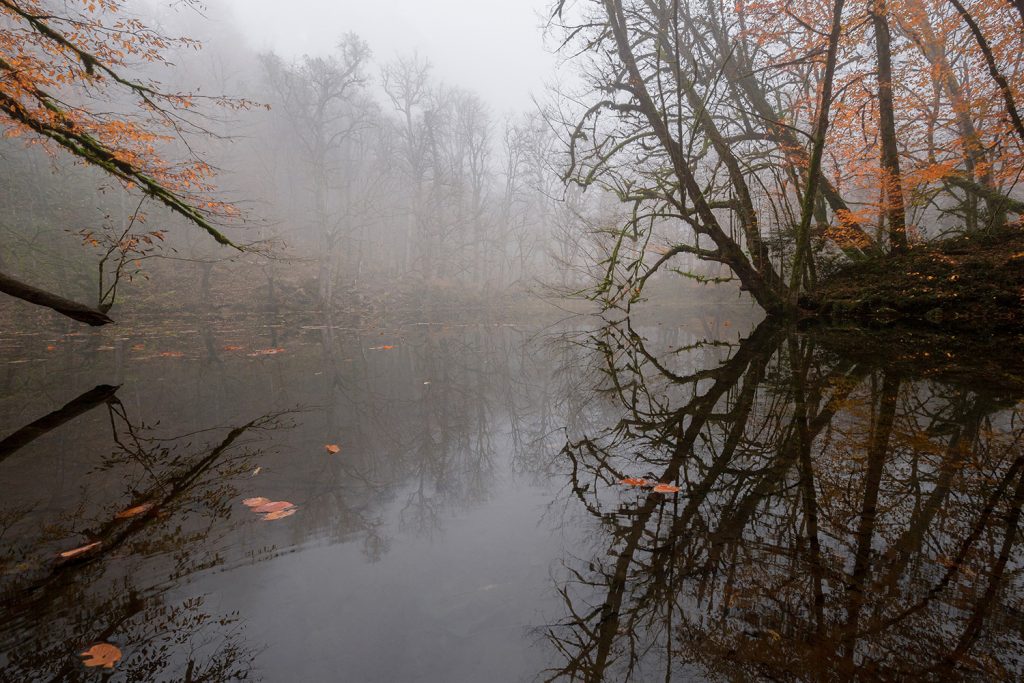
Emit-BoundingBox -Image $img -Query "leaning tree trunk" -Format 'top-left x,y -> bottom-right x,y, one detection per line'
0,270 -> 113,326
792,0 -> 848,297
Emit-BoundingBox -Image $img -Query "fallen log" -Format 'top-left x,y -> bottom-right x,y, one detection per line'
0,270 -> 113,325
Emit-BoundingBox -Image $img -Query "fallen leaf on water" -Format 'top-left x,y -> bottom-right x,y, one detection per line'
242,497 -> 271,507
131,343 -> 145,351
223,345 -> 243,351
159,351 -> 184,358
80,643 -> 121,669
251,466 -> 261,477
59,541 -> 101,559
262,508 -> 296,521
620,477 -> 649,487
325,444 -> 340,454
115,502 -> 154,519
652,483 -> 681,494
369,345 -> 395,350
45,345 -> 57,351
252,501 -> 294,514
247,348 -> 285,356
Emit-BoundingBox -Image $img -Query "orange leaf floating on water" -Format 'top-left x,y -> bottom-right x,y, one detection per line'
262,508 -> 296,521
652,483 -> 681,494
242,497 -> 271,507
131,343 -> 145,351
325,444 -> 340,454
252,501 -> 294,514
369,345 -> 395,350
59,541 -> 101,559
620,477 -> 649,487
80,643 -> 121,669
159,351 -> 184,358
247,348 -> 285,356
46,345 -> 57,351
223,345 -> 243,351
115,502 -> 154,519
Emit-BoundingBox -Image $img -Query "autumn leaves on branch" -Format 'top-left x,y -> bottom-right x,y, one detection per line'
554,0 -> 1024,312
0,0 -> 257,323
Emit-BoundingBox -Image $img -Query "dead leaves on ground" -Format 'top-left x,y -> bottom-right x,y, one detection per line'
80,643 -> 122,669
242,497 -> 297,521
619,478 -> 681,495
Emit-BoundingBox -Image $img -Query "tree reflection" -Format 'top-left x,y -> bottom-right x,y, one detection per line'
0,394 -> 293,681
544,320 -> 1024,681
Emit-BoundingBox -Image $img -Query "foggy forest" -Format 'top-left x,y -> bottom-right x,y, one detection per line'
0,0 -> 1023,680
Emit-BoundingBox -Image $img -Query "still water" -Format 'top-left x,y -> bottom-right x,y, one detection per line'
0,309 -> 1021,681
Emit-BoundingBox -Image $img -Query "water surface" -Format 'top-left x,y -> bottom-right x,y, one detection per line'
0,310 -> 1021,681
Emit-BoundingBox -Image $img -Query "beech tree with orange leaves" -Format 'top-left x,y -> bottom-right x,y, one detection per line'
0,0 -> 253,324
551,0 -> 1024,313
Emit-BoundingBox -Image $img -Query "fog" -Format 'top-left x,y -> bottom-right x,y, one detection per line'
0,0 -> 612,321
217,0 -> 556,112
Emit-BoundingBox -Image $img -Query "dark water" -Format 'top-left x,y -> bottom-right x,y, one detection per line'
0,310 -> 1022,681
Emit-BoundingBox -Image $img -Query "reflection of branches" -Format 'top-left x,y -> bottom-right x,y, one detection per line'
0,384 -> 119,463
0,396 -> 297,683
543,319 -> 1024,681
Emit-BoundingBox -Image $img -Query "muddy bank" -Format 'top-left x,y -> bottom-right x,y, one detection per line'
803,228 -> 1024,331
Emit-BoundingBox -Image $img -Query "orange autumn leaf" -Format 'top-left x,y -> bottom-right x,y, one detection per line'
242,497 -> 271,507
223,345 -> 243,351
59,541 -> 101,559
252,501 -> 294,513
80,643 -> 122,669
325,444 -> 340,454
131,343 -> 145,351
45,345 -> 57,351
262,508 -> 296,521
620,477 -> 650,487
369,345 -> 395,350
652,483 -> 681,494
115,502 -> 154,519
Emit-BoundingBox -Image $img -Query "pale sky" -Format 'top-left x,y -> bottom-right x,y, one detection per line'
215,0 -> 559,113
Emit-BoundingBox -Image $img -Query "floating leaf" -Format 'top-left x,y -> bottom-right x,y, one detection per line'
620,477 -> 649,487
115,502 -> 154,519
223,345 -> 243,351
325,444 -> 340,454
131,343 -> 145,351
80,643 -> 121,669
45,345 -> 57,351
252,501 -> 294,514
251,467 -> 261,477
369,345 -> 395,350
247,348 -> 285,356
59,541 -> 101,559
652,483 -> 681,494
242,497 -> 271,507
159,351 -> 184,358
262,508 -> 296,521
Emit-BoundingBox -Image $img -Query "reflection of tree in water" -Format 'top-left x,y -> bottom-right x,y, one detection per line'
304,318 -> 561,546
543,320 -> 1024,681
0,390 -> 292,681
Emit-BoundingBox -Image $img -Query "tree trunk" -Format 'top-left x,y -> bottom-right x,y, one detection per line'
0,270 -> 113,325
792,0 -> 847,296
870,0 -> 908,253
